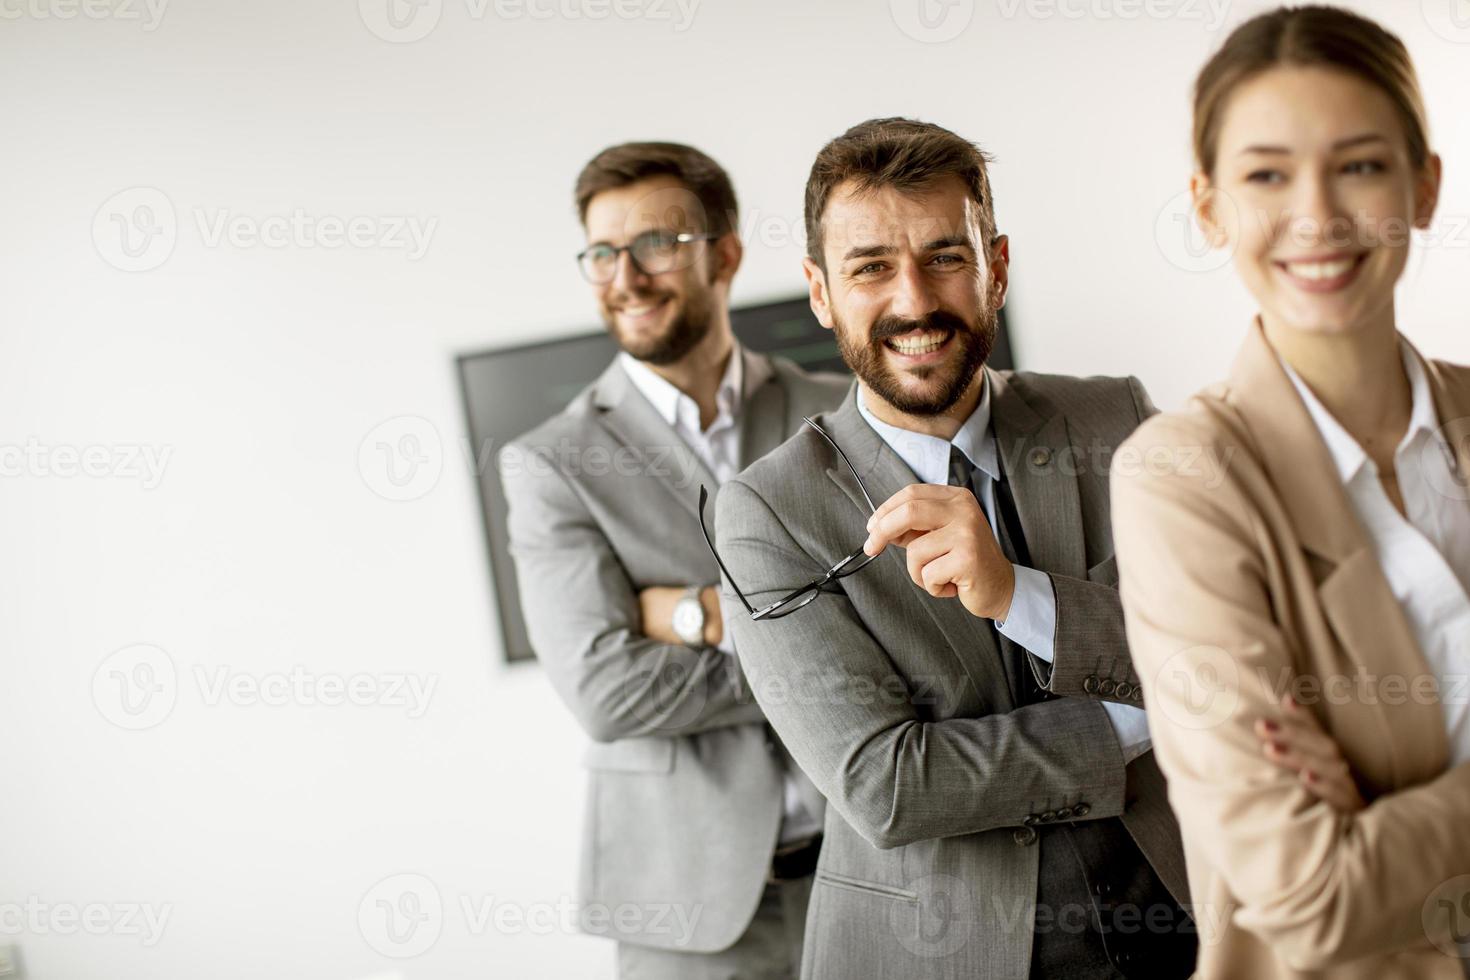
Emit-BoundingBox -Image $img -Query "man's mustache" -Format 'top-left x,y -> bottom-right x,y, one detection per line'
869,311 -> 970,344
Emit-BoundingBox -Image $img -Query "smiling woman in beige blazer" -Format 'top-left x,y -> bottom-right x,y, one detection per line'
1110,7 -> 1470,979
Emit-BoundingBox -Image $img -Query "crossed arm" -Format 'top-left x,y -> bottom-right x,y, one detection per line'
1111,417 -> 1470,969
500,444 -> 763,742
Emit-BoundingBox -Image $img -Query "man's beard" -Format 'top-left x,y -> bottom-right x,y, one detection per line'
833,304 -> 997,416
604,288 -> 713,366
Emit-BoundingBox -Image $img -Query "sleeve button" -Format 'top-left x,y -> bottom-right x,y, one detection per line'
1083,676 -> 1100,694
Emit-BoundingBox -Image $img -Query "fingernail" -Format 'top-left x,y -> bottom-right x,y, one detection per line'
1260,719 -> 1279,733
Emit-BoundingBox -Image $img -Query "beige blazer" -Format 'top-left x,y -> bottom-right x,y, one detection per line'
1111,320 -> 1470,979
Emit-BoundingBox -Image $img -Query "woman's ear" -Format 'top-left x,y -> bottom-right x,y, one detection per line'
1413,153 -> 1443,231
1190,172 -> 1230,250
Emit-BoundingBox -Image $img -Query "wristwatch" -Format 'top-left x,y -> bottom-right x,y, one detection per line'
671,586 -> 706,646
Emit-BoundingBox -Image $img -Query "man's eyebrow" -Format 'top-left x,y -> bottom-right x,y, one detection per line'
842,243 -> 893,263
923,236 -> 974,251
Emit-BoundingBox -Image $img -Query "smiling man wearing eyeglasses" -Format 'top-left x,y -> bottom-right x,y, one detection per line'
712,119 -> 1198,980
498,141 -> 848,978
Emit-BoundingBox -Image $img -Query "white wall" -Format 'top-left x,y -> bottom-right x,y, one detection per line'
3,1 -> 1468,977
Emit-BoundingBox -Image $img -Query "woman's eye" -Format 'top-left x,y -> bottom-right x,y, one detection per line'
1342,159 -> 1386,176
1246,169 -> 1285,185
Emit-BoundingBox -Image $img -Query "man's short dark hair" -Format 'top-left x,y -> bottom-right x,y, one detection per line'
804,117 -> 997,271
574,141 -> 738,238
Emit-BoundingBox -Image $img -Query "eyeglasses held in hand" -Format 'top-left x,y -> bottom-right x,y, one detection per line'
698,416 -> 880,621
576,230 -> 719,285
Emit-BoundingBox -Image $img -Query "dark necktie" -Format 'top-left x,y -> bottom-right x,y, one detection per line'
947,445 -> 1050,705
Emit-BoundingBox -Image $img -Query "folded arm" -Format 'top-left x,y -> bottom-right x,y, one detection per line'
500,444 -> 764,742
1111,417 -> 1470,969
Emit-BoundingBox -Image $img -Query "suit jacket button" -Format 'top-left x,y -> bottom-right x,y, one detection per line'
1040,810 -> 1057,823
1083,676 -> 1100,694
1115,681 -> 1132,698
1073,803 -> 1090,817
1013,826 -> 1038,846
1029,448 -> 1052,468
1099,679 -> 1116,696
1132,689 -> 1144,703
1056,806 -> 1073,820
1022,814 -> 1039,827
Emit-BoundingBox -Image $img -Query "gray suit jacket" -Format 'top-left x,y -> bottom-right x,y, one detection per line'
499,346 -> 848,953
714,368 -> 1189,979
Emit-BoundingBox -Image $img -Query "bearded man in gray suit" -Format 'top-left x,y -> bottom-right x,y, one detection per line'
499,142 -> 847,979
709,118 -> 1199,979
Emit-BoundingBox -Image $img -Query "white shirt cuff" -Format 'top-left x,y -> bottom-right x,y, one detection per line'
994,564 -> 1057,663
1103,701 -> 1153,764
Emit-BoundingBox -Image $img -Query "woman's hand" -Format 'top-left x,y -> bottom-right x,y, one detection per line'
1255,692 -> 1366,812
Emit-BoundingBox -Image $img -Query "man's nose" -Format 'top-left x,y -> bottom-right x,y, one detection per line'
888,259 -> 940,321
609,248 -> 650,294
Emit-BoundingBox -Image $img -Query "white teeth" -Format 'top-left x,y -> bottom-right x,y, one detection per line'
1284,258 -> 1356,280
887,331 -> 947,354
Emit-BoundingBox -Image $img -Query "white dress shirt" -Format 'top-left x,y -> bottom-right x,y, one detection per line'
619,344 -> 826,842
1282,342 -> 1470,765
855,377 -> 1153,762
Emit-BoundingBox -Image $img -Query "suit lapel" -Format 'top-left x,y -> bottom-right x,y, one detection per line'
989,367 -> 1087,579
737,348 -> 786,470
820,384 -> 1014,709
592,357 -> 717,520
1228,322 -> 1448,786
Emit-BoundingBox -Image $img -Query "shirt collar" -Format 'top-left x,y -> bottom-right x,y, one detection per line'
855,373 -> 998,486
1279,339 -> 1438,484
618,342 -> 744,430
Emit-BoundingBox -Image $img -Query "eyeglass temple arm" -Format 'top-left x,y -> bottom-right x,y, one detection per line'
801,416 -> 878,513
697,485 -> 755,615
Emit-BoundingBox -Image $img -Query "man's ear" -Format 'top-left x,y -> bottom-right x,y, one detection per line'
1190,172 -> 1230,249
987,234 -> 1010,310
803,257 -> 834,330
1414,153 -> 1443,230
711,231 -> 743,285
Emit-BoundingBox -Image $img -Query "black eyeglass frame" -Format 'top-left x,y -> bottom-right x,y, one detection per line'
575,231 -> 720,284
698,416 -> 881,621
